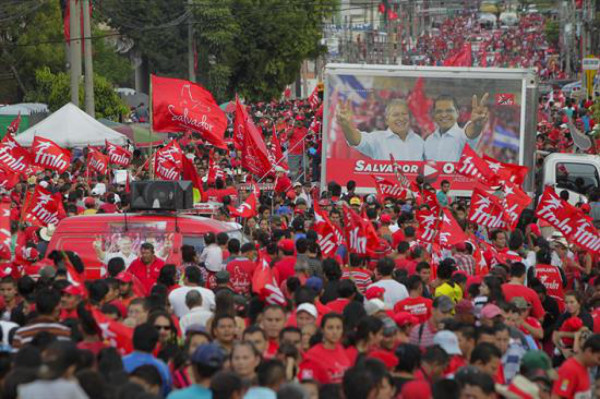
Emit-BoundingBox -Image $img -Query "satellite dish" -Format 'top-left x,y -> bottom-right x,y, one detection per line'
567,117 -> 592,151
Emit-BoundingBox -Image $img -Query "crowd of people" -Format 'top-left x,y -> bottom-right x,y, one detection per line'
1,8 -> 600,399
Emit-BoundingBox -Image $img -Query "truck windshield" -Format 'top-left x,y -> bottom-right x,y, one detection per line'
556,162 -> 600,195
182,230 -> 251,255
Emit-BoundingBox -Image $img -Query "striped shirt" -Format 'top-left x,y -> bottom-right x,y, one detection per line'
12,316 -> 71,349
409,320 -> 438,349
341,267 -> 372,294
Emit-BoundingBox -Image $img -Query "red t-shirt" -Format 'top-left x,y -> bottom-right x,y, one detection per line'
301,343 -> 353,384
552,357 -> 591,398
395,258 -> 417,275
226,258 -> 256,296
394,296 -> 432,323
327,298 -> 351,314
274,256 -> 296,284
501,283 -> 545,319
128,256 -> 166,295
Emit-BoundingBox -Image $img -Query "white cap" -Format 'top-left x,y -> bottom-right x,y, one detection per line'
433,330 -> 462,355
364,299 -> 386,316
296,303 -> 318,319
39,181 -> 49,188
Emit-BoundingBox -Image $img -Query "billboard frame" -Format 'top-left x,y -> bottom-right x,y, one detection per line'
320,63 -> 538,196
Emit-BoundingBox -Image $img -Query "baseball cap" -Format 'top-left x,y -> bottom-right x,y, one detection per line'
433,330 -> 462,355
365,286 -> 385,300
393,312 -> 418,327
510,296 -> 530,311
455,299 -> 474,315
277,239 -> 295,253
349,197 -> 361,206
190,343 -> 225,368
521,351 -> 558,380
364,299 -> 386,316
84,197 -> 96,206
433,295 -> 454,313
305,277 -> 323,292
63,285 -> 84,296
293,182 -> 302,188
381,317 -> 398,337
116,271 -> 133,283
368,350 -> 398,370
495,375 -> 540,399
480,303 -> 503,319
380,214 -> 392,224
296,303 -> 318,319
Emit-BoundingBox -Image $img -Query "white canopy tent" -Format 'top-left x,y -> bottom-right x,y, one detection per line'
15,103 -> 128,147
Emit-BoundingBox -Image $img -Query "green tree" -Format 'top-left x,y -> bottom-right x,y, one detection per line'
545,21 -> 559,48
25,67 -> 128,120
0,1 -> 65,102
100,0 -> 337,102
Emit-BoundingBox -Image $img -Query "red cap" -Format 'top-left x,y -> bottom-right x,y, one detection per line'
393,312 -> 418,327
365,286 -> 385,300
582,204 -> 591,214
84,197 -> 96,206
454,242 -> 467,251
277,239 -> 295,253
380,214 -> 391,224
295,115 -> 305,121
116,271 -> 133,283
63,285 -> 84,296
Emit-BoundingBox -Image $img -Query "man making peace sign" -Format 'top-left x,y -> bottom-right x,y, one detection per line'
424,93 -> 489,162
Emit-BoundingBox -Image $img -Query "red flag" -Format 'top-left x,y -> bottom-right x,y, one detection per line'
313,196 -> 344,258
343,205 -> 379,256
372,176 -> 408,200
234,98 -> 272,176
501,182 -> 532,230
568,211 -> 600,253
0,170 -> 19,190
456,144 -> 495,183
228,194 -> 258,218
0,134 -> 31,174
252,255 -> 285,304
480,49 -> 488,67
307,86 -> 321,109
482,154 -> 528,186
151,75 -> 226,148
422,189 -> 441,217
156,141 -> 184,169
416,207 -> 438,243
407,78 -> 435,136
105,141 -> 132,167
181,155 -> 205,201
90,307 -> 134,355
270,126 -> 289,171
438,209 -> 468,248
154,155 -> 181,181
31,136 -> 71,173
207,149 -> 225,185
387,9 -> 399,20
5,113 -> 21,135
390,154 -> 420,199
535,187 -> 580,239
62,251 -> 86,289
26,186 -> 65,226
443,43 -> 472,67
468,187 -> 507,229
87,147 -> 109,175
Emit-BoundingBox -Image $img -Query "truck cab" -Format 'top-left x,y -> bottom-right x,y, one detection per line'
542,153 -> 600,205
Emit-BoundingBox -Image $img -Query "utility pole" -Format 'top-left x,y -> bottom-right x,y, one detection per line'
188,0 -> 196,82
82,0 -> 95,117
69,0 -> 82,106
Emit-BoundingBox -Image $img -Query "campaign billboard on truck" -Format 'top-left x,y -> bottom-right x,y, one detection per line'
321,64 -> 537,194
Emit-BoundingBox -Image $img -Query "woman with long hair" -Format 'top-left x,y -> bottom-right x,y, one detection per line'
301,313 -> 353,384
